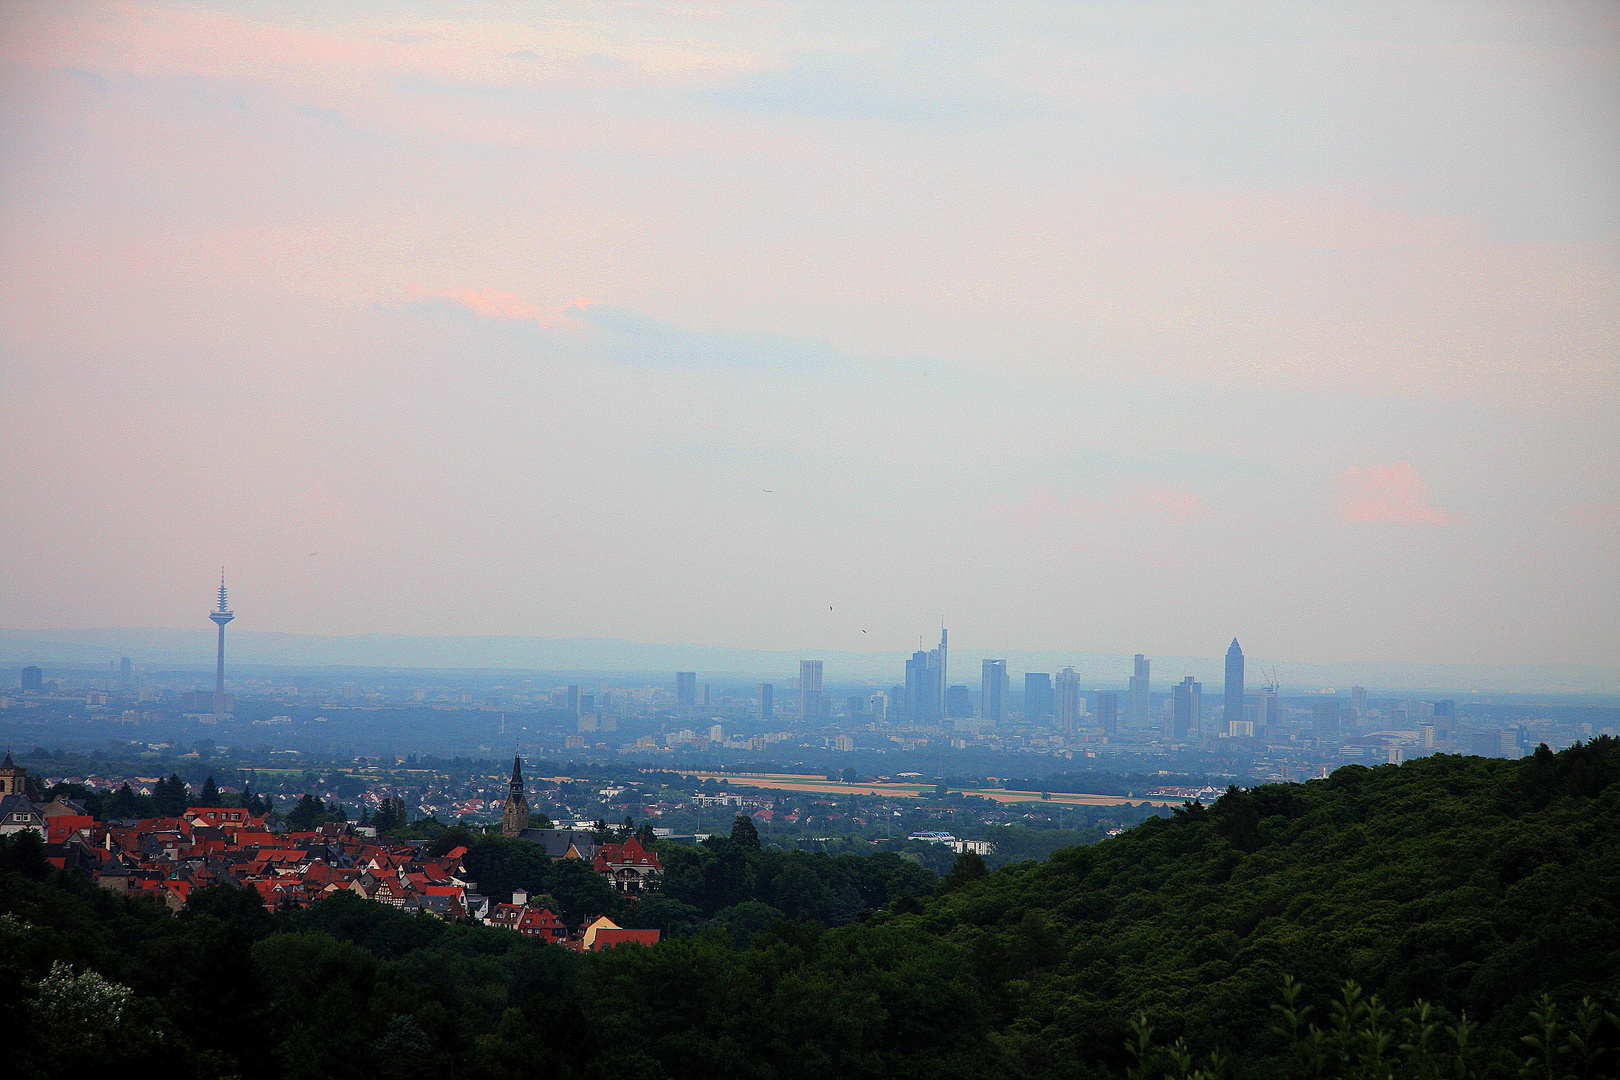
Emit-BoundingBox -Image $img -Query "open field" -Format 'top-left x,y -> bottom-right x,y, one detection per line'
666,771 -> 1178,808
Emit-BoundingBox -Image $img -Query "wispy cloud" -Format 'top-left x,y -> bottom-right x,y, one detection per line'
438,289 -> 594,328
1001,486 -> 1212,523
1336,461 -> 1455,525
392,292 -> 849,375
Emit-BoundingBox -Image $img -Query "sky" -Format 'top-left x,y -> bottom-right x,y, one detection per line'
1,1 -> 1617,673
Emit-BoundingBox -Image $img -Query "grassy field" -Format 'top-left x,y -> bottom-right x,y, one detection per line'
669,770 -> 1176,807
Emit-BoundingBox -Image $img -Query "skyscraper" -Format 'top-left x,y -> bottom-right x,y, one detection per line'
759,682 -> 774,720
1095,690 -> 1119,736
676,672 -> 697,713
904,629 -> 948,726
1024,672 -> 1054,723
209,573 -> 234,717
981,659 -> 1007,727
1127,654 -> 1150,731
1224,639 -> 1245,728
1171,676 -> 1201,739
1054,667 -> 1081,733
800,660 -> 824,721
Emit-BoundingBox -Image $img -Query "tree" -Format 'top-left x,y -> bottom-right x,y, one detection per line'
842,767 -> 858,784
200,776 -> 221,805
938,850 -> 987,893
372,798 -> 404,834
153,774 -> 190,816
729,814 -> 761,852
286,794 -> 326,832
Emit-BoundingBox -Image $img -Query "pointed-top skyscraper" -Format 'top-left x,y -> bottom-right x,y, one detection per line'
1224,638 -> 1245,728
502,754 -> 530,837
209,572 -> 234,717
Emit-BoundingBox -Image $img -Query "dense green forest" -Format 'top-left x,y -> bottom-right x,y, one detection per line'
3,739 -> 1617,1079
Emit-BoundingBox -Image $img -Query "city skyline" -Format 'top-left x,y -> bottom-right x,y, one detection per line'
2,3 -> 1615,671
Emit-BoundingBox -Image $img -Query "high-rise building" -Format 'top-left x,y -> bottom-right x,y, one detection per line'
1172,676 -> 1202,739
1248,686 -> 1279,733
1350,686 -> 1368,722
800,660 -> 824,721
759,682 -> 774,720
945,684 -> 973,719
567,685 -> 581,716
20,666 -> 43,691
869,692 -> 887,723
209,573 -> 234,717
1312,700 -> 1341,742
1127,654 -> 1150,730
501,755 -> 530,837
1054,668 -> 1082,732
905,646 -> 946,726
981,660 -> 1007,726
1095,690 -> 1119,736
1224,639 -> 1245,728
1024,672 -> 1054,723
676,672 -> 697,713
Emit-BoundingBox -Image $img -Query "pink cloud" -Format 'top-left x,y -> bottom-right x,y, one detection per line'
1336,461 -> 1455,525
1001,486 -> 1212,523
438,290 -> 595,328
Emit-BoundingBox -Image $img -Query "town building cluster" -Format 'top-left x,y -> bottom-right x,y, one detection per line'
2,752 -> 661,951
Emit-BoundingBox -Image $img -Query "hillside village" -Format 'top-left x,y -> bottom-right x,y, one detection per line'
1,751 -> 662,950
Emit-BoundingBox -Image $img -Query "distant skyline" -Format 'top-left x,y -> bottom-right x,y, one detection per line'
2,3 -> 1616,669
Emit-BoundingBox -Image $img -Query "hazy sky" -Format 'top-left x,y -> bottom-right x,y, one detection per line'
2,1 -> 1616,670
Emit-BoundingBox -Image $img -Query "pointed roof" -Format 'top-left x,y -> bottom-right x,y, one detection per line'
510,754 -> 523,785
1228,638 -> 1242,651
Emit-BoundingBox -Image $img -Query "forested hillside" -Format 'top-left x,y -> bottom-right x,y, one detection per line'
3,739 -> 1617,1079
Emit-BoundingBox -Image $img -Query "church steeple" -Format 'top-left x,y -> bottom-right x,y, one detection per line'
501,753 -> 530,838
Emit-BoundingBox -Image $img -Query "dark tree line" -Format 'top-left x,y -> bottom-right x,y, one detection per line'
1,739 -> 1617,1079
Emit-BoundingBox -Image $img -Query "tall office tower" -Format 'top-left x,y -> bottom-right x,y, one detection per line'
209,573 -> 235,717
1054,667 -> 1081,731
20,666 -> 43,691
759,682 -> 774,720
905,650 -> 941,724
1350,686 -> 1368,722
937,627 -> 948,725
1431,700 -> 1456,719
1252,686 -> 1279,732
119,656 -> 132,692
1025,672 -> 1054,723
1311,700 -> 1341,742
945,684 -> 973,719
1095,690 -> 1119,736
567,685 -> 581,716
870,692 -> 887,723
799,660 -> 824,721
981,660 -> 1007,726
1224,639 -> 1245,728
676,672 -> 697,713
501,754 -> 530,837
1127,654 -> 1150,730
1171,676 -> 1202,739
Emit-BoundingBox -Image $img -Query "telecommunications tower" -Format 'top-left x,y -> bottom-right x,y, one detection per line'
209,572 -> 234,717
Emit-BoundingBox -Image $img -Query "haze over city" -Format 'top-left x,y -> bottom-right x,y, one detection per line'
2,2 -> 1617,677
